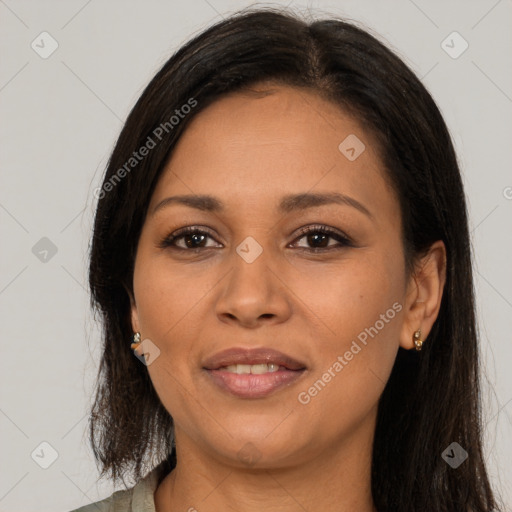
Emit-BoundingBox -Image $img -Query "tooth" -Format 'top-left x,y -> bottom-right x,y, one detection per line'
220,363 -> 282,374
250,364 -> 269,375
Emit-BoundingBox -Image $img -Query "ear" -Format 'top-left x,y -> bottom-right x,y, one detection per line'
399,240 -> 447,350
129,292 -> 140,334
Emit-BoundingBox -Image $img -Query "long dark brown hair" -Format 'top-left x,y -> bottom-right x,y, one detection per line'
87,7 -> 501,511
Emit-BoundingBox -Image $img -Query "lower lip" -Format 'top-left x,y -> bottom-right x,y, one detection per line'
205,368 -> 305,399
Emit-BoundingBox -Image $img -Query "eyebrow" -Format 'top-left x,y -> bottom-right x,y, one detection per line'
151,192 -> 373,220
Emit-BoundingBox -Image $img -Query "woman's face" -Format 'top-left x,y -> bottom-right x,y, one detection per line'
131,84 -> 414,468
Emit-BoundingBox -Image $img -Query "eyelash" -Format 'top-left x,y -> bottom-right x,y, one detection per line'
158,224 -> 354,253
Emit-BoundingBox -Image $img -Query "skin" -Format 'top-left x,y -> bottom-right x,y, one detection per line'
130,83 -> 446,512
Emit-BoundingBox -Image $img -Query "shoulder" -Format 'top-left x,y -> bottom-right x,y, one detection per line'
68,486 -> 133,512
68,462 -> 170,512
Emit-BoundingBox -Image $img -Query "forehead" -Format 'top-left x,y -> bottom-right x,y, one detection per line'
150,84 -> 397,221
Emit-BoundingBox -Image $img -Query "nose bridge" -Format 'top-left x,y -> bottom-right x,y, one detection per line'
228,236 -> 273,304
215,235 -> 291,325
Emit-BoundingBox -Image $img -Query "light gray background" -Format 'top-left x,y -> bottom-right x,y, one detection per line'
1,1 -> 511,511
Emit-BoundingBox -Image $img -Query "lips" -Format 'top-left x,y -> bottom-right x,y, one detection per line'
202,347 -> 307,371
202,347 -> 307,399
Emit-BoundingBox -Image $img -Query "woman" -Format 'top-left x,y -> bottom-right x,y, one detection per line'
71,7 -> 502,512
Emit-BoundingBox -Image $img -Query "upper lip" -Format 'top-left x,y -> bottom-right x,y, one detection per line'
202,347 -> 307,371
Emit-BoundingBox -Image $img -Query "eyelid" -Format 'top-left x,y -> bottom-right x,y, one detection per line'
289,224 -> 353,248
159,223 -> 354,252
157,225 -> 222,250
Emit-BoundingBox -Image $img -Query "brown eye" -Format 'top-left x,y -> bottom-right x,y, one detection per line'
291,225 -> 353,251
159,227 -> 221,250
181,232 -> 208,248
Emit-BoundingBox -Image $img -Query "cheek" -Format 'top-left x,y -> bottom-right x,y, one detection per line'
289,253 -> 404,415
132,244 -> 234,399
132,256 -> 206,421
287,251 -> 404,346
133,247 -> 216,340
132,250 -> 199,374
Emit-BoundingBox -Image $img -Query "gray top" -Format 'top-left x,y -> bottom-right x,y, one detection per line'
69,463 -> 169,512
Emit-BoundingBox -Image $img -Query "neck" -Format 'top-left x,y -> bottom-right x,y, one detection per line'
154,416 -> 377,512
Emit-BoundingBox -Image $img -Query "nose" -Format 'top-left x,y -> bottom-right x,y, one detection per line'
215,245 -> 292,328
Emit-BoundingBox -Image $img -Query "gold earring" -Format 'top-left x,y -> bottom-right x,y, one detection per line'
413,329 -> 423,351
131,332 -> 141,352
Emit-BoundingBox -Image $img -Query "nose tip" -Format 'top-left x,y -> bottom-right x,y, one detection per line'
215,254 -> 292,327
